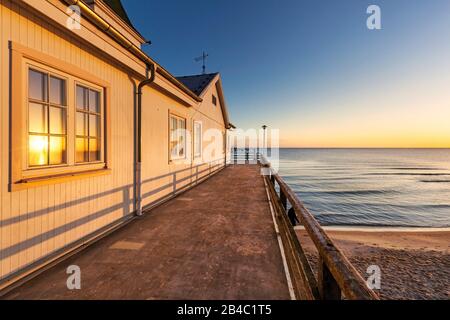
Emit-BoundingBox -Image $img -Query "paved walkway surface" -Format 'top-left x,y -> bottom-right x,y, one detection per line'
3,165 -> 290,299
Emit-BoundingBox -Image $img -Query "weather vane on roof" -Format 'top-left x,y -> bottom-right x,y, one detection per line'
194,51 -> 209,75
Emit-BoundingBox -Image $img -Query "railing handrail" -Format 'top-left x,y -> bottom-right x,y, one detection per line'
273,173 -> 378,300
231,148 -> 260,163
260,154 -> 379,300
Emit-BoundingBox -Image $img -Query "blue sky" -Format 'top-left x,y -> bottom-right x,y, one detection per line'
122,0 -> 450,147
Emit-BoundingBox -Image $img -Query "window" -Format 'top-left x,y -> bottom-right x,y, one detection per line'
212,94 -> 217,106
76,85 -> 102,163
26,68 -> 104,170
10,43 -> 110,190
194,121 -> 202,158
169,114 -> 186,160
28,69 -> 67,167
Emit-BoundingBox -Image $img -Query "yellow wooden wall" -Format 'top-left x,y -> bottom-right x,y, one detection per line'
0,0 -> 226,283
140,83 -> 227,208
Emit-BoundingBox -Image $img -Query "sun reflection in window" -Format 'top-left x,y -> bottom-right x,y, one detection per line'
28,68 -> 67,167
29,135 -> 48,166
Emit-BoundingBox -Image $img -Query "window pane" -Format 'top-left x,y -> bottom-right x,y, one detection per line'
29,135 -> 48,166
178,144 -> 184,157
170,117 -> 178,157
76,112 -> 88,136
194,123 -> 201,156
29,103 -> 48,134
89,114 -> 100,137
195,123 -> 201,139
170,117 -> 177,144
178,132 -> 185,157
49,136 -> 66,165
178,119 -> 185,129
49,76 -> 66,105
29,69 -> 47,101
195,140 -> 201,155
76,138 -> 89,163
89,90 -> 100,113
76,85 -> 88,110
89,138 -> 100,161
171,117 -> 177,132
171,142 -> 178,158
49,107 -> 66,134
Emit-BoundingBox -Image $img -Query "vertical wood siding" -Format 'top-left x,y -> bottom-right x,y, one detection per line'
0,0 -> 227,282
0,0 -> 136,280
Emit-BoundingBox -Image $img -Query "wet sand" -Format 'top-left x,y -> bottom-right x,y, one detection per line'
296,228 -> 450,300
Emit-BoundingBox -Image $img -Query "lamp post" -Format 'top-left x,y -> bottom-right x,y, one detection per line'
262,125 -> 268,156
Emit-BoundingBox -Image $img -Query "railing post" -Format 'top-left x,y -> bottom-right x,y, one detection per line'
280,189 -> 287,210
318,258 -> 341,300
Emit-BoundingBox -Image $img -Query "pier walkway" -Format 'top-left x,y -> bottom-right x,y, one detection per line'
2,165 -> 290,299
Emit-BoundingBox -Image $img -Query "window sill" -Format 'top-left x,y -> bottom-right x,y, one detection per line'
169,157 -> 187,163
10,168 -> 112,191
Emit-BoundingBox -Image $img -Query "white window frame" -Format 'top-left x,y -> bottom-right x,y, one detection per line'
193,121 -> 202,158
10,42 -> 110,190
74,81 -> 105,165
169,114 -> 187,161
23,63 -> 106,174
26,66 -> 69,169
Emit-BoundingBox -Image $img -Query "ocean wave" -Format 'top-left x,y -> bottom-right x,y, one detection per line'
298,189 -> 396,196
367,173 -> 450,176
319,202 -> 450,210
311,207 -> 450,228
279,149 -> 450,227
385,167 -> 445,170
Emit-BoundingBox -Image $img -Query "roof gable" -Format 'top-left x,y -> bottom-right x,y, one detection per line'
177,73 -> 233,129
103,0 -> 133,26
102,0 -> 146,42
176,73 -> 219,96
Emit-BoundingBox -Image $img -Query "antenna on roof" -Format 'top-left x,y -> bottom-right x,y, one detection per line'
194,51 -> 209,74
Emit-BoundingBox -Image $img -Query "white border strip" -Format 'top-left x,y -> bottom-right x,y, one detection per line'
263,177 -> 296,300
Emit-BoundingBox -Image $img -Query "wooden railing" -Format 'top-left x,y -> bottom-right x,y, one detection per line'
260,155 -> 379,300
231,148 -> 261,164
141,158 -> 226,211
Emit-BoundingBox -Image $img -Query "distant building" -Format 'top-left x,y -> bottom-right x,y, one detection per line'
0,0 -> 233,288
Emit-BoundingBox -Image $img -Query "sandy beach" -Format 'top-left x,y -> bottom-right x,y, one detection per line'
295,228 -> 450,300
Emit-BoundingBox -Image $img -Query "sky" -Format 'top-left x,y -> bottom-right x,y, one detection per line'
122,0 -> 450,148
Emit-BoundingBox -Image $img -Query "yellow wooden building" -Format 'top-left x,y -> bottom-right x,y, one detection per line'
0,0 -> 233,289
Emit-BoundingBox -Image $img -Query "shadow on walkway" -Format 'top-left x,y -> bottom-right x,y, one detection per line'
3,165 -> 290,300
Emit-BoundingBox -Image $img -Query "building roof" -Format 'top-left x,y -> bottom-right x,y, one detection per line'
103,0 -> 146,42
176,73 -> 219,96
103,0 -> 133,25
91,2 -> 232,128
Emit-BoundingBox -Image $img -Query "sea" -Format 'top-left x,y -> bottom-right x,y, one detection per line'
277,148 -> 450,228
